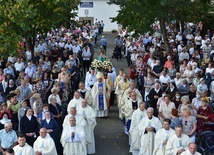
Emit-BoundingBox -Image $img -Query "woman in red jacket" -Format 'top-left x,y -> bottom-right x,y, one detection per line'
129,65 -> 137,83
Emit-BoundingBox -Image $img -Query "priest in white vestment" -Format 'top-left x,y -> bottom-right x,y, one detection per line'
180,142 -> 201,155
124,91 -> 142,134
67,91 -> 83,113
114,69 -> 124,88
77,99 -> 96,154
85,67 -> 97,90
166,126 -> 190,155
91,72 -> 109,117
153,118 -> 175,155
129,102 -> 147,155
61,116 -> 87,155
63,107 -> 86,130
115,74 -> 130,119
33,128 -> 57,155
13,134 -> 35,155
77,82 -> 93,106
138,107 -> 162,155
124,82 -> 142,101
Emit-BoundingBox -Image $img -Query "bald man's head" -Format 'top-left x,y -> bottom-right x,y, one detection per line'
40,128 -> 47,138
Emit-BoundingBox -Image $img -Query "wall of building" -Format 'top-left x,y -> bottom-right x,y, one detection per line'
77,0 -> 120,32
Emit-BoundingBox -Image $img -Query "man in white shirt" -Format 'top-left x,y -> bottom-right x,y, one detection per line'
176,32 -> 183,42
195,33 -> 202,50
13,134 -> 34,155
82,46 -> 91,74
179,48 -> 189,63
186,32 -> 194,48
14,58 -> 25,72
85,67 -> 97,90
130,49 -> 139,65
26,49 -> 32,61
177,41 -> 184,54
159,70 -> 171,90
72,42 -> 81,54
38,41 -> 45,54
180,142 -> 201,155
64,40 -> 73,52
129,43 -> 137,54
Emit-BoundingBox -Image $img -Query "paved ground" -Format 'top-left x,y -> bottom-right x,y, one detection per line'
93,33 -> 130,155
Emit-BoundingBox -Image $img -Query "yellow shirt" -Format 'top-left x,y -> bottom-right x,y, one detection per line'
7,101 -> 21,112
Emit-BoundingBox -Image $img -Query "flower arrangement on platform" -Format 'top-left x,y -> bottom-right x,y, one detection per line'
91,59 -> 113,71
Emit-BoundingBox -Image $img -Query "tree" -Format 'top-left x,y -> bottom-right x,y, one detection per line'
0,0 -> 80,58
109,0 -> 214,52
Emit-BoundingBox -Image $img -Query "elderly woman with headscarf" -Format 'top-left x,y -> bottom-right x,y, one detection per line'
166,81 -> 177,99
178,95 -> 193,117
0,112 -> 11,130
147,83 -> 163,117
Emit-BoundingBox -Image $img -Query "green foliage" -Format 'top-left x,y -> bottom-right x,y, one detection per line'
0,0 -> 80,58
109,0 -> 214,34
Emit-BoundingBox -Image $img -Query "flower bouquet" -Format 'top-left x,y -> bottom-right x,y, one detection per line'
91,59 -> 113,72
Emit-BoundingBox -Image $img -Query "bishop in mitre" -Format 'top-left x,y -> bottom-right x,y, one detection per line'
91,72 -> 110,117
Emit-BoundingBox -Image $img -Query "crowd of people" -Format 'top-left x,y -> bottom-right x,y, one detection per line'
0,20 -> 110,155
0,18 -> 214,155
113,23 -> 214,155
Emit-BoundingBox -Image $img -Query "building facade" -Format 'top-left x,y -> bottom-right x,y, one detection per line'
77,0 -> 119,32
